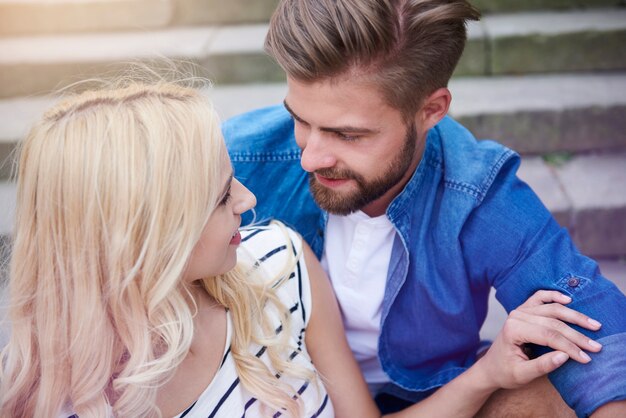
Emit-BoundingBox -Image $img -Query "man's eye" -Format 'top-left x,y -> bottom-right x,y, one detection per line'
336,132 -> 360,141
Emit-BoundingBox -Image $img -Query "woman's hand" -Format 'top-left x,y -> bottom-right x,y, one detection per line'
475,290 -> 603,391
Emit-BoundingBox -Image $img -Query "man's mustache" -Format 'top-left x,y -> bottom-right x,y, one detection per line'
314,168 -> 362,182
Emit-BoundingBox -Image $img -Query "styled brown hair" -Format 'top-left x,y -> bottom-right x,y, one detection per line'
265,0 -> 480,119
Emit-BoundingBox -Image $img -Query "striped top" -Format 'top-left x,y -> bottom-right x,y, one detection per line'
63,224 -> 334,418
172,223 -> 334,418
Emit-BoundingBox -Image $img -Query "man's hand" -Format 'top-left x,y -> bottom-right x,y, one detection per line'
476,290 -> 603,390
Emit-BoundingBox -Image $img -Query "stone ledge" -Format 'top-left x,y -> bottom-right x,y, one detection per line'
484,9 -> 626,74
0,0 -> 173,36
2,9 -> 626,97
519,153 -> 626,258
0,0 -> 280,36
555,153 -> 626,257
171,0 -> 278,26
449,73 -> 626,154
472,0 -> 622,14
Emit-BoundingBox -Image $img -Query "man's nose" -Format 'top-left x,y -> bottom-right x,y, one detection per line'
298,132 -> 336,173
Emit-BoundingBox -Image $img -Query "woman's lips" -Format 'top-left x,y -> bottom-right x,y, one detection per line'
230,230 -> 242,245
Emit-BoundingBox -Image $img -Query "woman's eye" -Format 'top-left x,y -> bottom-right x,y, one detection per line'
219,190 -> 232,206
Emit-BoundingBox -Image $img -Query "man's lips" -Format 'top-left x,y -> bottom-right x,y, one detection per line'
315,173 -> 350,188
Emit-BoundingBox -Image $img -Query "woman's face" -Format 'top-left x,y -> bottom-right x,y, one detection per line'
184,150 -> 256,282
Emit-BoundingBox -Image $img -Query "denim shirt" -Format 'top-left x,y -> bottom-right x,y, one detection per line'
223,105 -> 626,417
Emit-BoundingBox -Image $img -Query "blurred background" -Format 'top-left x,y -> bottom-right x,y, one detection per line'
0,0 -> 625,344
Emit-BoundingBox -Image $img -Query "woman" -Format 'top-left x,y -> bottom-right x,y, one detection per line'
0,80 -> 602,417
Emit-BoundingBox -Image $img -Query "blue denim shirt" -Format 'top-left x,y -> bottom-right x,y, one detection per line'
223,105 -> 626,417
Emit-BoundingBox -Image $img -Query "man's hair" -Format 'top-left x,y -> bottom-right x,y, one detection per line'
265,0 -> 480,119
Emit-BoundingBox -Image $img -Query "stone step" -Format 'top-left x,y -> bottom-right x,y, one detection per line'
0,0 -> 278,36
0,25 -> 280,99
518,153 -> 626,258
0,180 -> 15,239
1,8 -> 625,98
472,0 -> 622,14
448,72 -> 626,155
0,0 -> 620,38
1,151 -> 625,257
2,72 -> 624,176
479,9 -> 626,75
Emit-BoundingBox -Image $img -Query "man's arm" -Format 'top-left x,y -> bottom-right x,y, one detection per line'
461,157 -> 626,417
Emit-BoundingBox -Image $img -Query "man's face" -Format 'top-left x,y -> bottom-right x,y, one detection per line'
285,76 -> 424,216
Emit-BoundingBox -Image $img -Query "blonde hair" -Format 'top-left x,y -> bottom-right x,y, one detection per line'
0,80 -> 313,417
265,0 -> 480,119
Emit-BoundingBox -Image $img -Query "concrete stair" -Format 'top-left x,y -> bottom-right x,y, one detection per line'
472,0 -> 623,13
0,0 -> 280,36
1,8 -> 625,98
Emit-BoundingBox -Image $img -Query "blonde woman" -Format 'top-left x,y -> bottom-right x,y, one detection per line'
0,81 -> 601,418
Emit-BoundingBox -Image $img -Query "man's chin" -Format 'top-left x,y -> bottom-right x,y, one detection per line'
310,186 -> 362,216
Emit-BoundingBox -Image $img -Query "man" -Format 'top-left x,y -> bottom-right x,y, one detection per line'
223,0 -> 626,416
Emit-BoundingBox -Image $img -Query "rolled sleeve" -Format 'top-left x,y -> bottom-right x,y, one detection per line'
550,333 -> 626,417
462,158 -> 626,416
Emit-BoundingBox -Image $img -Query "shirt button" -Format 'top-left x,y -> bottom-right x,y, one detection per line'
567,277 -> 580,287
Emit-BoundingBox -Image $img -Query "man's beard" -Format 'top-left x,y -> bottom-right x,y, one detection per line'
308,123 -> 417,215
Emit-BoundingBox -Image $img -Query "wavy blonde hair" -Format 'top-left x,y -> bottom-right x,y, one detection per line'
0,80 -> 314,417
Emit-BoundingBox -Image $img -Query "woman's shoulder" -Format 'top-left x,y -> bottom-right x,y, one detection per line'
239,222 -> 302,264
239,222 -> 312,326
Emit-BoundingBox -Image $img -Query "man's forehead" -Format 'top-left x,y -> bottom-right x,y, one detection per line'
284,85 -> 402,133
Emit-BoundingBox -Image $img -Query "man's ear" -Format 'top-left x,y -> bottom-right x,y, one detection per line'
416,87 -> 451,131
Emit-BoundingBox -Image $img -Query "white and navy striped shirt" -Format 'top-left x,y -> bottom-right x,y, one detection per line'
173,224 -> 334,418
64,224 -> 333,418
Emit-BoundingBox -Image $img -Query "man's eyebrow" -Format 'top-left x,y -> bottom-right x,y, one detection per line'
283,100 -> 377,135
283,100 -> 306,124
218,172 -> 234,201
320,125 -> 377,135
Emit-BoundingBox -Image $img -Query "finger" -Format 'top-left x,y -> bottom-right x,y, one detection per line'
519,290 -> 572,308
505,308 -> 602,357
522,303 -> 602,331
511,309 -> 603,353
539,317 -> 602,354
504,318 -> 593,363
514,351 -> 570,384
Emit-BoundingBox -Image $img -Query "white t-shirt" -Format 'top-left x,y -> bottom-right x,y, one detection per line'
321,211 -> 395,388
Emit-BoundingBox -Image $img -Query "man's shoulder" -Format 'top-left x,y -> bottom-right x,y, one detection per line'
434,116 -> 519,203
222,104 -> 299,157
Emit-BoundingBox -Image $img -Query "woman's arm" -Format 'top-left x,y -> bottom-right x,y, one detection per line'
303,243 -> 602,418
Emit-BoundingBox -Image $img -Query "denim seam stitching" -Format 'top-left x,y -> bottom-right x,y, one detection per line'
479,149 -> 516,202
442,149 -> 516,202
230,151 -> 301,162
